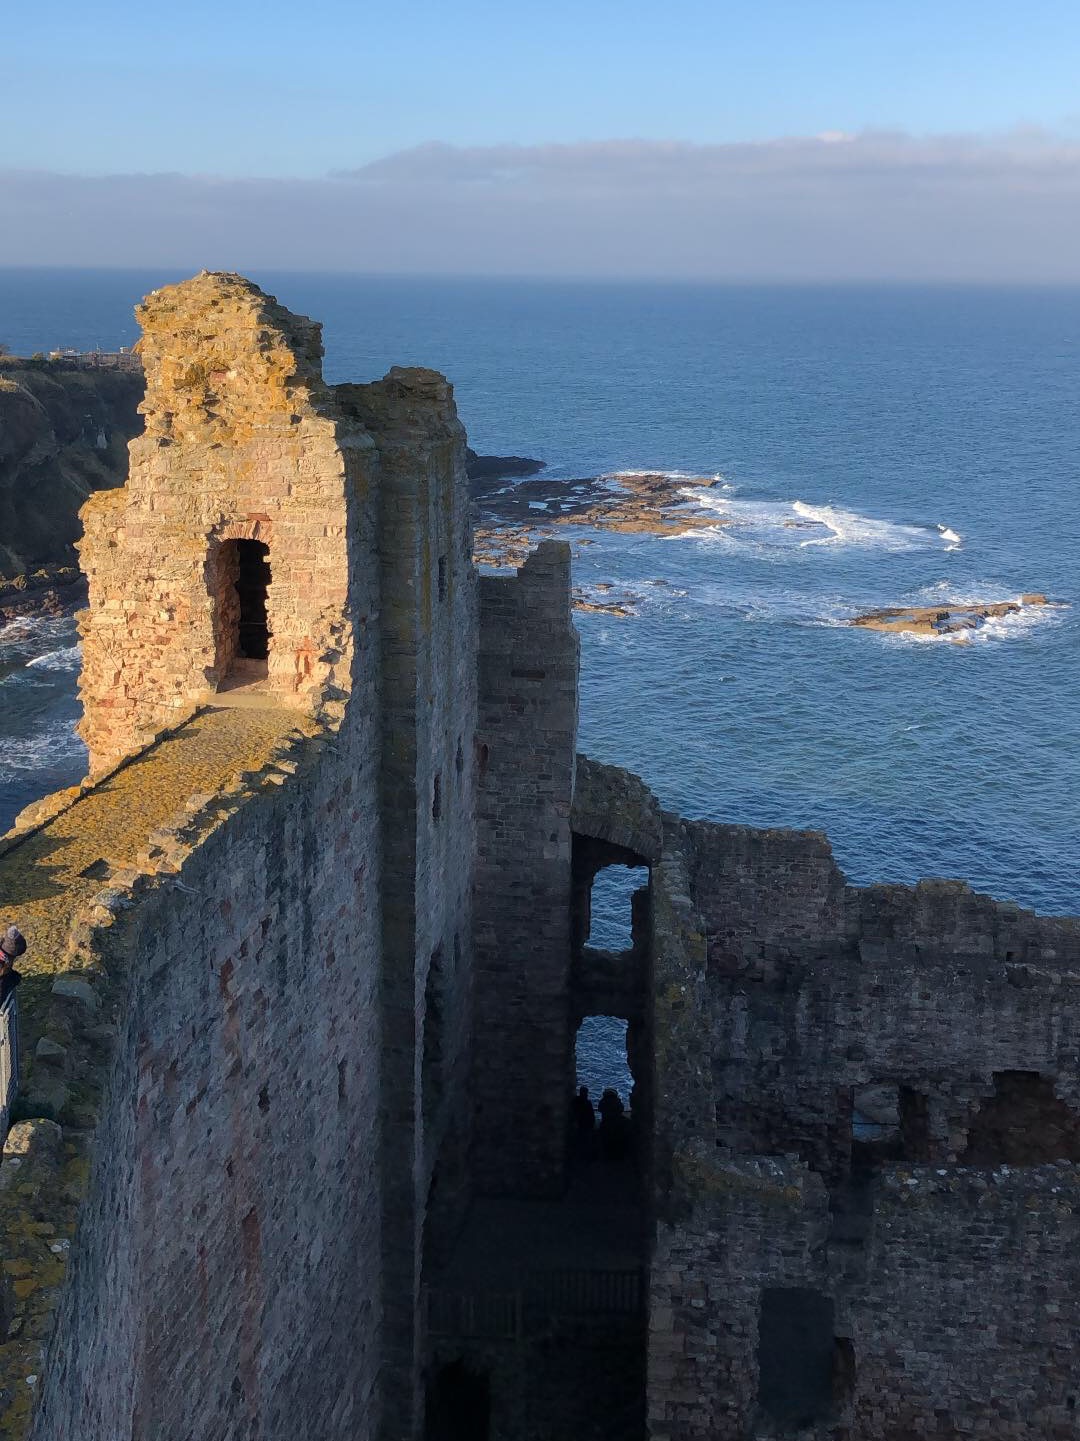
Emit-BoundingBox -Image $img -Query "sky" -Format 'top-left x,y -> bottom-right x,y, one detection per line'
3,0 -> 1080,278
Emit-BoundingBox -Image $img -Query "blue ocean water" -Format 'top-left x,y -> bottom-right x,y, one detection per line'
1,271 -> 1078,935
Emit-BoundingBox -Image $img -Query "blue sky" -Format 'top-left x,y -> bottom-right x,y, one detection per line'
5,0 -> 1080,177
4,1 -> 1080,276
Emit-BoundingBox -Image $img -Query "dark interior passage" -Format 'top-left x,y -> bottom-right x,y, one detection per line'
425,1360 -> 490,1441
234,539 -> 271,660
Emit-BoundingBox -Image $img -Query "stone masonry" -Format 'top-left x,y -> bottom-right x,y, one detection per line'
470,544 -> 579,1197
647,813 -> 1080,1441
77,272 -> 370,772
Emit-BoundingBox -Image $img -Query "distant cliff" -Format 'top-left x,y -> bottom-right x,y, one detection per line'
0,359 -> 144,581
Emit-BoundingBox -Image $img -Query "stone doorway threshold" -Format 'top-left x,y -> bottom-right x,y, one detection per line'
209,663 -> 307,712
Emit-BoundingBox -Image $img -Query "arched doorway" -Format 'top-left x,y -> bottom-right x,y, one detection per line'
211,538 -> 272,683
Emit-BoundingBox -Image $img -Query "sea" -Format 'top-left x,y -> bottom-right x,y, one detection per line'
2,271 -> 1078,1101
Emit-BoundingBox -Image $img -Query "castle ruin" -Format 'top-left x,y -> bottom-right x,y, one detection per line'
0,274 -> 1078,1441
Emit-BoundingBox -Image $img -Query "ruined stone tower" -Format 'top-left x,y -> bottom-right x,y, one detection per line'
78,272 -> 370,771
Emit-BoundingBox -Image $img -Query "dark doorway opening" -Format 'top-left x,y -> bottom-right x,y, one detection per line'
234,540 -> 271,660
757,1287 -> 836,1429
573,1015 -> 635,1165
425,1359 -> 490,1441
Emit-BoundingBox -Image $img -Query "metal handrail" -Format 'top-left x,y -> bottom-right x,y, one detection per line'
0,992 -> 19,1146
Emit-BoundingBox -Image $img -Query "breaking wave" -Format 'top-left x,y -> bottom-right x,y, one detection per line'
25,645 -> 81,673
791,501 -> 958,551
0,718 -> 85,788
679,491 -> 959,555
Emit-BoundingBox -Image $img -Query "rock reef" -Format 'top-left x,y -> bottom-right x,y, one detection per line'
472,469 -> 730,585
850,594 -> 1058,639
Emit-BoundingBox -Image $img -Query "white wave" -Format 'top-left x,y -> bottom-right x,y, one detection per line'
0,615 -> 78,660
675,492 -> 957,555
610,469 -> 727,484
910,581 -> 1061,609
792,501 -> 956,551
25,645 -> 81,673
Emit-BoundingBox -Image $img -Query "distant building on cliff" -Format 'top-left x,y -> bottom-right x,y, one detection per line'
0,273 -> 1078,1441
46,347 -> 142,372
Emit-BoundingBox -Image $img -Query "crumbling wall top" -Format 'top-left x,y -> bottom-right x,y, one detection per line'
135,271 -> 328,445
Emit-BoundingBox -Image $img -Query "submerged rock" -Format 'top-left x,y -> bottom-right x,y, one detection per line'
465,448 -> 545,482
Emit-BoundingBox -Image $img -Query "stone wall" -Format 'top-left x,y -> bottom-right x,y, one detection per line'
471,543 -> 579,1197
647,815 -> 1080,1440
18,709 -> 385,1441
337,370 -> 478,1438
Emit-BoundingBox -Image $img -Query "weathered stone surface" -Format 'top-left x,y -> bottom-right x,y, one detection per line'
647,814 -> 1080,1441
49,977 -> 98,1012
572,755 -> 664,863
471,542 -> 579,1197
0,274 -> 477,1441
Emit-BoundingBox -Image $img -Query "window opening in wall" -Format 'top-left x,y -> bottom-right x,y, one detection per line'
438,554 -> 448,602
587,865 -> 649,952
432,773 -> 442,823
898,1085 -> 931,1161
965,1071 -> 1080,1165
425,1360 -> 490,1441
849,1082 -> 932,1171
852,1083 -> 900,1144
574,1015 -> 633,1161
757,1288 -> 837,1430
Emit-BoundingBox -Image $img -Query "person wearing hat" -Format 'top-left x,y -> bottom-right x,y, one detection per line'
0,926 -> 25,1007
